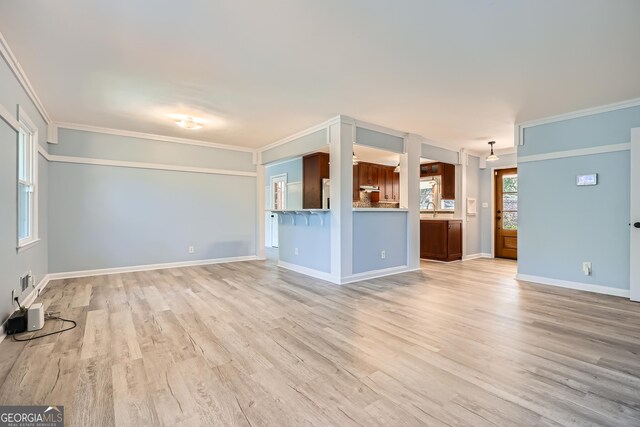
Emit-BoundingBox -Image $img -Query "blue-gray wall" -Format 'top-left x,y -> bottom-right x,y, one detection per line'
356,127 -> 404,153
278,214 -> 331,273
518,106 -> 640,290
265,157 -> 302,184
352,211 -> 407,273
48,128 -> 256,273
0,53 -> 49,323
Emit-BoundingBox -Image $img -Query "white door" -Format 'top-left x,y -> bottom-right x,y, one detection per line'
270,174 -> 287,248
631,128 -> 640,302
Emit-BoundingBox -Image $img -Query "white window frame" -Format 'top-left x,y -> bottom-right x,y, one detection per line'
17,106 -> 39,252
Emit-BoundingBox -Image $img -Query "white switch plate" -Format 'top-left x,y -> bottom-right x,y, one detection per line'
294,247 -> 299,255
482,202 -> 489,208
582,262 -> 592,276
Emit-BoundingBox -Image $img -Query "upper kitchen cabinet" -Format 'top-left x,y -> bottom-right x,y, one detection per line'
353,162 -> 400,203
420,162 -> 455,200
358,162 -> 379,187
302,152 -> 329,209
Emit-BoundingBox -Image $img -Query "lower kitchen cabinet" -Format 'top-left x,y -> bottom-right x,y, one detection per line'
420,219 -> 462,261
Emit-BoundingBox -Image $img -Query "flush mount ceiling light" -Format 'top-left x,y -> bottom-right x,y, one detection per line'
486,141 -> 499,162
353,152 -> 359,165
175,116 -> 203,130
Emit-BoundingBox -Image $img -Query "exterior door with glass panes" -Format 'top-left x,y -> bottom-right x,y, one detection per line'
495,168 -> 518,259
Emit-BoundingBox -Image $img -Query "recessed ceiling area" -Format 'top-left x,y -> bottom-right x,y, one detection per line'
0,0 -> 638,150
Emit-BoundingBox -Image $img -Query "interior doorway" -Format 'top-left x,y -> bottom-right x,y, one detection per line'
494,167 -> 518,259
269,174 -> 287,248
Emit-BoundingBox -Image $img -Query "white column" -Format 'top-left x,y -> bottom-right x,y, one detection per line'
256,163 -> 266,260
329,117 -> 354,282
404,134 -> 421,270
459,148 -> 468,259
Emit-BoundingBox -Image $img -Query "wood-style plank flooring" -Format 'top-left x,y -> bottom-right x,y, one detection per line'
1,258 -> 639,426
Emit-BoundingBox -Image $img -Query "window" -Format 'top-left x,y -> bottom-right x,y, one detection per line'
17,108 -> 38,249
419,178 -> 455,211
501,174 -> 518,230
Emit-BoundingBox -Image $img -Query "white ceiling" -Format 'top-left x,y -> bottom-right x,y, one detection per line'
1,1 -> 639,151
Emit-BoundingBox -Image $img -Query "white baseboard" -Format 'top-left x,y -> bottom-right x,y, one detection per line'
462,253 -> 493,261
277,261 -> 338,284
278,261 -> 420,285
340,265 -> 421,284
516,274 -> 630,298
0,274 -> 52,343
47,255 -> 258,281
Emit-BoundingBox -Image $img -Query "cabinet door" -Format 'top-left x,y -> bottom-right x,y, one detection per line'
353,165 -> 360,201
381,168 -> 392,200
441,163 -> 456,200
420,221 -> 448,260
369,165 -> 379,186
447,221 -> 462,261
359,163 -> 370,186
392,171 -> 400,201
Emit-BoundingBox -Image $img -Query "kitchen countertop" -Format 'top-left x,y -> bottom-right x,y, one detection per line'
354,208 -> 409,212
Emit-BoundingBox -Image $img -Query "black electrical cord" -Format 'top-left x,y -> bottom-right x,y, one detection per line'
11,316 -> 77,342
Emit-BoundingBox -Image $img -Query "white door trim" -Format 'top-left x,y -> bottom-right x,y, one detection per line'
630,128 -> 640,302
269,173 -> 287,248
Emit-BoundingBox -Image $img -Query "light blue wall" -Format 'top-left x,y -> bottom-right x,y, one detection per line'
479,153 -> 517,254
521,106 -> 640,155
261,129 -> 326,164
356,127 -> 404,153
352,211 -> 407,273
266,157 -> 302,183
518,106 -> 640,290
278,214 -> 331,273
48,130 -> 257,273
53,128 -> 255,172
422,143 -> 459,165
0,53 -> 49,324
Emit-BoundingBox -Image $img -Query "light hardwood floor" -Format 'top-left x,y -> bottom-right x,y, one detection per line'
1,258 -> 639,426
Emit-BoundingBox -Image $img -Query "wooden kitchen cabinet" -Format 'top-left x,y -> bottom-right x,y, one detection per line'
353,162 -> 400,202
302,152 -> 329,209
420,219 -> 462,261
420,162 -> 456,200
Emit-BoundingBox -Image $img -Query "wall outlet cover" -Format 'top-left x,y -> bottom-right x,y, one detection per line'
188,246 -> 195,254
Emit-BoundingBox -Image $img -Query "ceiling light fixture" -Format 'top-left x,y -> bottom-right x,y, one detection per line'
175,116 -> 203,130
486,141 -> 499,162
353,152 -> 359,165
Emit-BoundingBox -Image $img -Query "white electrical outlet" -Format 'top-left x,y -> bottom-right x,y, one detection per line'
294,247 -> 299,255
582,262 -> 592,276
188,246 -> 195,254
381,250 -> 386,259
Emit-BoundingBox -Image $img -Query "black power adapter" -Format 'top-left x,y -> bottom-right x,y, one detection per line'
6,310 -> 27,335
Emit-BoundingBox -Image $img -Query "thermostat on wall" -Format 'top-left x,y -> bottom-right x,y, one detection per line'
576,174 -> 597,186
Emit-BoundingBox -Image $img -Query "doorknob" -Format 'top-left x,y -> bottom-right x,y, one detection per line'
635,222 -> 640,228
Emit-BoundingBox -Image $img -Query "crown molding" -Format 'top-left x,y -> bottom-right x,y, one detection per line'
258,116 -> 338,153
0,31 -> 51,125
56,122 -> 255,153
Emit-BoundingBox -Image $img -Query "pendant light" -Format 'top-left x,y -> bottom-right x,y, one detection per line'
486,141 -> 499,162
352,152 -> 359,165
394,163 -> 400,173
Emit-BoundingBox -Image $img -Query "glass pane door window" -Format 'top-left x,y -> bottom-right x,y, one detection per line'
17,121 -> 37,245
501,174 -> 518,230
